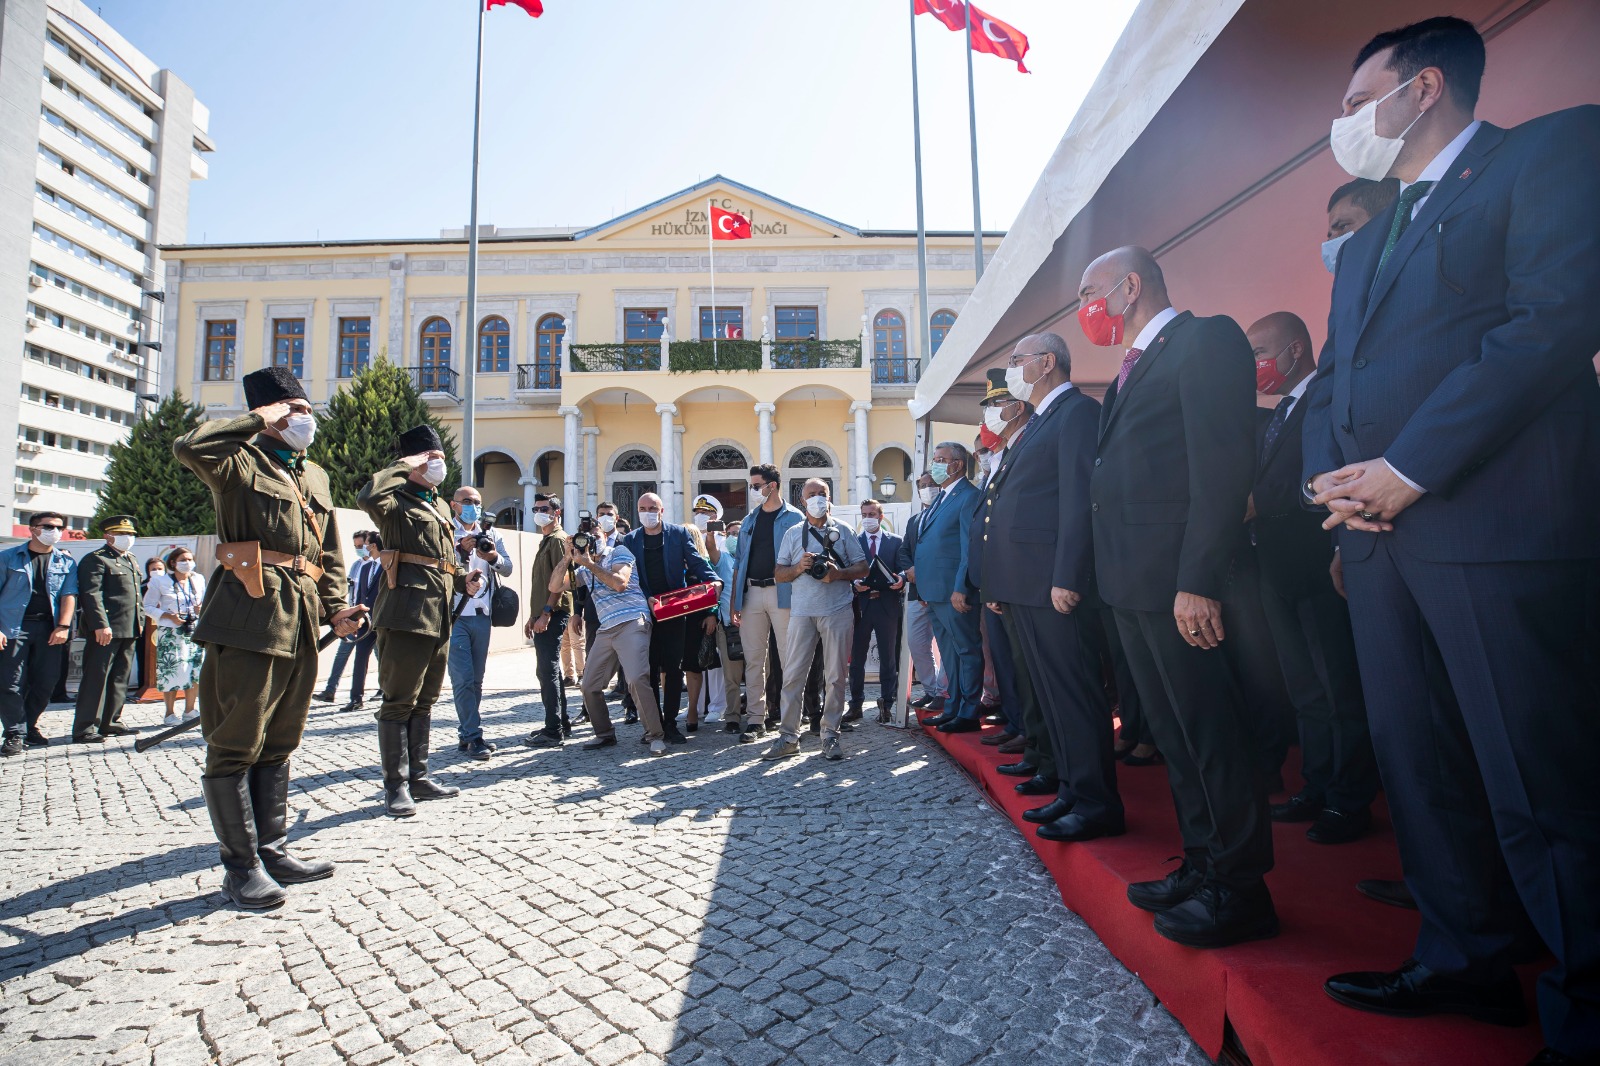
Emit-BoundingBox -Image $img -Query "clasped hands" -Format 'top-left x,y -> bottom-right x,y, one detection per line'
1310,458 -> 1422,534
330,604 -> 368,637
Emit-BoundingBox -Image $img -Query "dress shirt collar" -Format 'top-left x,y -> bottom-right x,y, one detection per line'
1130,305 -> 1179,354
1032,381 -> 1077,417
1280,373 -> 1313,414
1405,119 -> 1482,196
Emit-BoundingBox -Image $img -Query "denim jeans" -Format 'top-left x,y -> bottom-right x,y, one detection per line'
532,610 -> 569,736
449,613 -> 492,743
1,618 -> 63,737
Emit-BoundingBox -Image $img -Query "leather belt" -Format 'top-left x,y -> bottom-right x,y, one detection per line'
747,578 -> 776,588
396,552 -> 458,576
260,549 -> 325,582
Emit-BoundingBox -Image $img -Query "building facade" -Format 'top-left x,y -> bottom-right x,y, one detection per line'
162,177 -> 997,530
0,0 -> 212,534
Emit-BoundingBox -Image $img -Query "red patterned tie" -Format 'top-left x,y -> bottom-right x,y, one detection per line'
1116,347 -> 1143,392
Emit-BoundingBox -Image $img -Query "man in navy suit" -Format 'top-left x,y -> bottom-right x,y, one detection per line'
1302,20 -> 1600,1058
848,499 -> 904,724
896,474 -> 947,711
911,443 -> 982,733
621,493 -> 716,743
983,334 -> 1124,843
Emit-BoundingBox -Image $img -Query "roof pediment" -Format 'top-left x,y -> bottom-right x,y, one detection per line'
578,176 -> 856,245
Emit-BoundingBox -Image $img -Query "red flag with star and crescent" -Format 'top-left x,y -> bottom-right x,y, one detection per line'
710,206 -> 752,241
915,0 -> 1030,73
485,0 -> 542,16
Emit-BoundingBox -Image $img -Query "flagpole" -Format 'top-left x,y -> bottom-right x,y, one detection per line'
708,198 -> 718,364
964,0 -> 983,282
461,0 -> 485,485
909,0 -> 932,382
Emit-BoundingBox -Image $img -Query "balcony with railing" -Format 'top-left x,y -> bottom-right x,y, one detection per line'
567,343 -> 662,373
565,338 -> 862,375
871,356 -> 921,387
514,361 -> 562,403
408,364 -> 460,402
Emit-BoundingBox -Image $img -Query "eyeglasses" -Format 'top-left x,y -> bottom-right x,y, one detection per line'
1006,352 -> 1046,369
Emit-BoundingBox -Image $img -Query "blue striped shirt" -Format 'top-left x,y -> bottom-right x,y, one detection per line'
580,543 -> 650,631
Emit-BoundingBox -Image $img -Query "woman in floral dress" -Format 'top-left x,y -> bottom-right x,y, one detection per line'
142,547 -> 207,725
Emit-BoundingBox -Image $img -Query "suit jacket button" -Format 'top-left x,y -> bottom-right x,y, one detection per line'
1091,503 -> 1100,512
1340,424 -> 1351,433
1094,458 -> 1103,467
1354,357 -> 1368,369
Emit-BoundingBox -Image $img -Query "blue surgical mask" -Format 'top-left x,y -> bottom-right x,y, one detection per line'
726,534 -> 739,555
930,461 -> 950,484
1321,231 -> 1355,274
459,503 -> 481,525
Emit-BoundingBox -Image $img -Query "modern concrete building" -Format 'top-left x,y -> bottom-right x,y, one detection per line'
0,0 -> 212,534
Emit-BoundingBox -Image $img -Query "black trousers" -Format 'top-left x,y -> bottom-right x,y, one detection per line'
1344,541 -> 1600,1055
1012,603 -> 1122,821
1080,607 -> 1151,750
1114,606 -> 1273,887
999,605 -> 1051,779
0,618 -> 65,736
73,635 -> 137,736
849,596 -> 902,710
1222,552 -> 1297,787
532,610 -> 569,735
649,615 -> 685,728
1257,576 -> 1377,811
981,607 -> 1023,736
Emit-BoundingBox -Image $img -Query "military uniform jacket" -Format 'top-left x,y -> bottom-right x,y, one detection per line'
173,412 -> 347,656
76,546 -> 144,637
357,461 -> 466,638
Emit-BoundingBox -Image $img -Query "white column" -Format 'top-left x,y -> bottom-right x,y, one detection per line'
581,427 -> 600,513
674,425 -> 688,519
851,401 -> 873,504
656,403 -> 677,509
559,405 -> 581,531
519,475 -> 539,532
755,402 -> 775,466
843,422 -> 856,503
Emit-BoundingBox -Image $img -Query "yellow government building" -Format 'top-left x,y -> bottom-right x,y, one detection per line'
159,177 -> 997,530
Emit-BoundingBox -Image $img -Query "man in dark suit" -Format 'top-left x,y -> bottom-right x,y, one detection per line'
1303,20 -> 1600,1057
896,475 -> 947,711
848,499 -> 904,724
1247,312 -> 1377,845
968,370 -> 1028,748
71,516 -> 145,742
622,493 -> 715,742
1083,246 -> 1274,948
910,444 -> 982,733
983,335 -> 1124,843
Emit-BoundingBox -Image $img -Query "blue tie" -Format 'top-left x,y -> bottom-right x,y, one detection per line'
1262,396 -> 1294,459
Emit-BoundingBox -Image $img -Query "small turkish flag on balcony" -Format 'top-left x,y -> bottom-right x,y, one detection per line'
711,206 -> 752,240
485,0 -> 542,16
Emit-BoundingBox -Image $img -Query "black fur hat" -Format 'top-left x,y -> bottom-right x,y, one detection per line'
395,424 -> 444,456
243,366 -> 309,410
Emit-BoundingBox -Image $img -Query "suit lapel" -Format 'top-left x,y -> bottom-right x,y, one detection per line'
1260,397 -> 1307,469
990,397 -> 1063,493
1099,312 -> 1190,445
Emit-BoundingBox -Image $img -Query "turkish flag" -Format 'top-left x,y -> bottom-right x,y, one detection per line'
485,0 -> 542,16
914,0 -> 1030,73
710,206 -> 752,241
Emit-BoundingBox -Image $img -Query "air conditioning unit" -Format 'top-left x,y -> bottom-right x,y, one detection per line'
15,481 -> 39,496
28,275 -> 41,289
24,318 -> 36,331
18,441 -> 42,454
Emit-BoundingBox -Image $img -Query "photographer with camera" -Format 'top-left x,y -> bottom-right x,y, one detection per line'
142,546 -> 207,727
449,487 -> 513,760
761,479 -> 868,763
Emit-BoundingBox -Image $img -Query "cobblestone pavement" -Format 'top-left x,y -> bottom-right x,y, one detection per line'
0,652 -> 1207,1066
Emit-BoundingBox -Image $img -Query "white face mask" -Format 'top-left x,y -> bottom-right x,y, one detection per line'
983,405 -> 1010,433
1330,75 -> 1423,181
805,496 -> 830,519
861,517 -> 880,534
1004,363 -> 1037,404
597,514 -> 616,533
532,512 -> 554,528
278,412 -> 316,452
111,535 -> 134,553
176,559 -> 195,573
421,457 -> 447,486
1321,231 -> 1355,274
748,484 -> 766,508
639,511 -> 662,529
918,486 -> 937,507
34,528 -> 62,547
693,513 -> 710,530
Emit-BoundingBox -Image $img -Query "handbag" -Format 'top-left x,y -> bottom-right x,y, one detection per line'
722,620 -> 745,663
648,581 -> 721,622
696,628 -> 721,671
488,570 -> 519,628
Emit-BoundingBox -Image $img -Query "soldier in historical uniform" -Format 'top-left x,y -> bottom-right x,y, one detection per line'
174,366 -> 366,910
71,515 -> 145,743
358,424 -> 482,818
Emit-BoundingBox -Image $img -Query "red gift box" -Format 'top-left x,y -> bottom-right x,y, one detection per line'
647,581 -> 721,622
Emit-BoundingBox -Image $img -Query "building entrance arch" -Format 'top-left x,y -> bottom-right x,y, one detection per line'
607,447 -> 660,523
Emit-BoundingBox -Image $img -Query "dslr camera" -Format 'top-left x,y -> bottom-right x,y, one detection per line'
570,531 -> 595,555
805,524 -> 843,580
470,514 -> 498,553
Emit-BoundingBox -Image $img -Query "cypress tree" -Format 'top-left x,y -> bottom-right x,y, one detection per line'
93,393 -> 215,535
308,355 -> 461,508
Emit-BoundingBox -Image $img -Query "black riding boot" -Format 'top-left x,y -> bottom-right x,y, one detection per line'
407,715 -> 459,801
378,719 -> 416,817
201,775 -> 286,911
249,762 -> 334,884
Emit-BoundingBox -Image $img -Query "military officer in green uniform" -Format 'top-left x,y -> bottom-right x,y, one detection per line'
174,366 -> 366,911
71,515 -> 145,743
358,424 -> 482,818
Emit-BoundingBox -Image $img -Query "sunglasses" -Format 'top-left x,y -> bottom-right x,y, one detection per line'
36,525 -> 65,532
532,506 -> 553,514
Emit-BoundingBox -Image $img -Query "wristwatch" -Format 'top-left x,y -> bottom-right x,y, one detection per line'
541,605 -> 553,614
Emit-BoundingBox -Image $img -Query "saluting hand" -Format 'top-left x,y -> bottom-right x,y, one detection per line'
251,401 -> 291,428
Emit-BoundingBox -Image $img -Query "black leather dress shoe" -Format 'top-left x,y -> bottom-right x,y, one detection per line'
1323,959 -> 1528,1026
1307,805 -> 1372,844
911,695 -> 934,709
1356,879 -> 1418,910
1154,880 -> 1279,948
1127,859 -> 1205,913
100,722 -> 138,737
1038,812 -> 1125,843
1022,797 -> 1073,824
938,717 -> 980,734
923,711 -> 955,727
1270,793 -> 1322,823
1526,1048 -> 1600,1065
1014,774 -> 1059,797
995,761 -> 1037,778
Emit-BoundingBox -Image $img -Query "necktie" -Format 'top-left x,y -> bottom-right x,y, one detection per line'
1374,180 -> 1434,280
868,535 -> 878,559
1116,347 -> 1144,392
1262,395 -> 1294,459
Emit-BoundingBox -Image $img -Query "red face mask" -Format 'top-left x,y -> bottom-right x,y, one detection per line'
1077,274 -> 1131,347
1254,344 -> 1299,394
978,425 -> 1004,452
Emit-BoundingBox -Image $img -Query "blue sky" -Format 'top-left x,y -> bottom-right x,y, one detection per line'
95,0 -> 1137,243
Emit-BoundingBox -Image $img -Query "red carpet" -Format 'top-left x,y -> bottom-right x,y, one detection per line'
915,712 -> 1548,1065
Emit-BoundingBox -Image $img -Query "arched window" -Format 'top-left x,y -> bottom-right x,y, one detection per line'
535,314 -> 565,389
478,315 -> 509,373
419,317 -> 451,392
698,445 -> 747,471
873,310 -> 908,384
786,446 -> 837,507
616,450 -> 658,472
610,448 -> 658,520
930,308 -> 957,354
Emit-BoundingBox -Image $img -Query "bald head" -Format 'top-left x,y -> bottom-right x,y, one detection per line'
1078,246 -> 1170,346
1009,331 -> 1073,396
1246,311 -> 1314,395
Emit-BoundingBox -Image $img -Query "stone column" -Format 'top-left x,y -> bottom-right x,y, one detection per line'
755,403 -> 775,466
519,475 -> 539,532
842,422 -> 856,503
581,427 -> 600,513
560,405 -> 581,532
656,404 -> 678,510
851,401 -> 873,504
674,425 -> 688,519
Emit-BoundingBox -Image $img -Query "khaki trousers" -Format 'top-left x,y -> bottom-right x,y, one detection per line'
199,642 -> 317,778
737,584 -> 788,727
581,616 -> 664,741
374,629 -> 450,723
777,608 -> 853,743
715,621 -> 745,720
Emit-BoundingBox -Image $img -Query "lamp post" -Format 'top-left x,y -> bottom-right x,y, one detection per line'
878,476 -> 898,500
